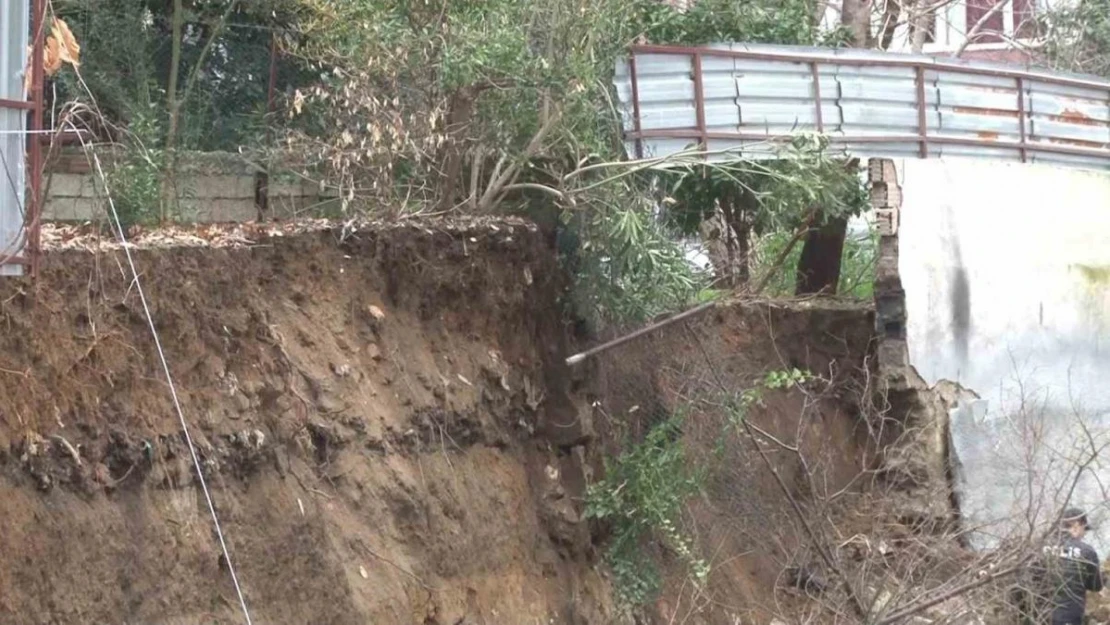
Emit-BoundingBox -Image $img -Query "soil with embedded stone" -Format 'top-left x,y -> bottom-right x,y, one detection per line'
0,217 -> 887,625
0,219 -> 610,624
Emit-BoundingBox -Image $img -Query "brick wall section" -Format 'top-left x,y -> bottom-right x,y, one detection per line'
869,157 -> 910,376
868,157 -> 966,532
43,150 -> 339,223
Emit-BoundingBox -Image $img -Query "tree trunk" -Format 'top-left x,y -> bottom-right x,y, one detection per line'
840,0 -> 875,47
795,217 -> 847,295
794,1 -> 869,294
435,87 -> 476,212
910,0 -> 933,53
699,205 -> 748,288
161,0 -> 185,223
722,200 -> 751,286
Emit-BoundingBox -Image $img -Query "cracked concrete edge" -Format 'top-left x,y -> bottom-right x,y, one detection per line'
868,157 -> 974,532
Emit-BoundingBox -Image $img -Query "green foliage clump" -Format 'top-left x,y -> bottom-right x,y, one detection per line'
565,190 -> 707,328
102,105 -> 166,228
54,0 -> 309,151
655,136 -> 870,291
664,137 -> 869,240
636,0 -> 853,48
585,416 -> 707,609
728,368 -> 814,426
753,220 -> 877,299
1042,0 -> 1110,78
584,369 -> 814,610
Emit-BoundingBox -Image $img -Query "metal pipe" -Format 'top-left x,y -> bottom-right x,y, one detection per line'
565,301 -> 717,366
810,61 -> 824,133
0,98 -> 32,110
692,53 -> 707,153
624,128 -> 1109,162
628,53 -> 644,159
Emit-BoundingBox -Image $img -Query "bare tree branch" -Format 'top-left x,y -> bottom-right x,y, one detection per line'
953,0 -> 1012,57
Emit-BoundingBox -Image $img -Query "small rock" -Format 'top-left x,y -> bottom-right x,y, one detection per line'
93,462 -> 110,484
316,392 -> 346,414
367,305 -> 386,321
359,565 -> 369,579
23,431 -> 45,459
332,363 -> 353,377
233,393 -> 251,413
273,448 -> 289,477
222,372 -> 240,397
367,343 -> 383,361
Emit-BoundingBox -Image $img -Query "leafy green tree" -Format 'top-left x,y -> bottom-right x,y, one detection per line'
661,137 -> 868,289
1042,0 -> 1110,78
52,0 -> 310,151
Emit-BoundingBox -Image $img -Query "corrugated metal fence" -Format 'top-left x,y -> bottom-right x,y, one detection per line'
0,0 -> 28,276
614,43 -> 1110,171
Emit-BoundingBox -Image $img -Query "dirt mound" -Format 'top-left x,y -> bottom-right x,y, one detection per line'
0,219 -> 611,624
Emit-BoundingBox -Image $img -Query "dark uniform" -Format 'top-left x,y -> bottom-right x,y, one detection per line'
1037,533 -> 1103,625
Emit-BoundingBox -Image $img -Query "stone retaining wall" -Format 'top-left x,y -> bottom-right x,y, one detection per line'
43,150 -> 339,222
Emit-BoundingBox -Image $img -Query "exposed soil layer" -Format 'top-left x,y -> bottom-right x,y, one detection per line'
589,299 -> 879,624
0,219 -> 611,625
0,218 -> 885,625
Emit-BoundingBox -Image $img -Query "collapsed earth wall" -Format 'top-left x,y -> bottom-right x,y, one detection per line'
0,219 -> 611,625
0,215 -> 940,625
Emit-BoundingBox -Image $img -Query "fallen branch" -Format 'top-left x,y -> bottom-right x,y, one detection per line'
875,562 -> 1024,625
687,328 -> 868,620
953,0 -> 1012,57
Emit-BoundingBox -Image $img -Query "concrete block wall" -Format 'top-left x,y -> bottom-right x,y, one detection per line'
43,150 -> 339,222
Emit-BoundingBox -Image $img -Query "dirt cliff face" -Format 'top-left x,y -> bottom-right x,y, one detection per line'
0,220 -> 612,624
589,300 -> 880,624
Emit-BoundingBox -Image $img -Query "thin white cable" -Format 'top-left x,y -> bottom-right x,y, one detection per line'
88,150 -> 255,625
0,129 -> 81,135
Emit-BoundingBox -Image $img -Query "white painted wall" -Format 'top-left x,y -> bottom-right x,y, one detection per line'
898,158 -> 1110,552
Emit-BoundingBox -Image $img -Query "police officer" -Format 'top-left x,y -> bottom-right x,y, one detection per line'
1039,507 -> 1103,625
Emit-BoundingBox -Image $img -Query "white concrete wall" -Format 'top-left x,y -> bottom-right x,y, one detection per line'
898,158 -> 1110,551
